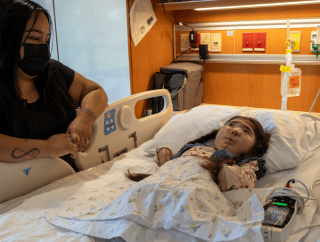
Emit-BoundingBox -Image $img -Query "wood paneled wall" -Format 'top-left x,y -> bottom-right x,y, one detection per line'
202,64 -> 320,111
128,1 -> 320,115
175,4 -> 320,112
176,28 -> 318,55
128,0 -> 174,118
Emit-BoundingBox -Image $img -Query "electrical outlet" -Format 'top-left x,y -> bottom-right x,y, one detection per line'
310,31 -> 318,52
200,33 -> 211,51
210,33 -> 221,52
180,34 -> 189,52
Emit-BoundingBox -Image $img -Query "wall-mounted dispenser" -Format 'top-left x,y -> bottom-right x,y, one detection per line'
310,26 -> 320,58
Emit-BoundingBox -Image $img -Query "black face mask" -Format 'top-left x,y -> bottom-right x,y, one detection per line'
18,43 -> 50,76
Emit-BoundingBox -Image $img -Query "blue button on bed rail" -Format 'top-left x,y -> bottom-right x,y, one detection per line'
104,109 -> 116,135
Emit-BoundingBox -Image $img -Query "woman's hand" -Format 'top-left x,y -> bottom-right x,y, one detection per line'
66,116 -> 93,152
217,166 -> 228,192
46,133 -> 78,159
156,148 -> 172,166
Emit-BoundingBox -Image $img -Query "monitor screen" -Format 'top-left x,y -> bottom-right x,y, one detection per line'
262,206 -> 290,227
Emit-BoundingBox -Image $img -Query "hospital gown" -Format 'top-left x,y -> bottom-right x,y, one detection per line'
154,144 -> 265,191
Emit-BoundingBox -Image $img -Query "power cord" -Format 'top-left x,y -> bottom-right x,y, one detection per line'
265,178 -> 320,235
291,178 -> 320,235
171,46 -> 192,64
162,3 -> 174,24
265,179 -> 315,214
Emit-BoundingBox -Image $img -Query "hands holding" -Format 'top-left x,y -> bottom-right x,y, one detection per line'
46,133 -> 79,159
46,115 -> 94,159
66,116 -> 93,153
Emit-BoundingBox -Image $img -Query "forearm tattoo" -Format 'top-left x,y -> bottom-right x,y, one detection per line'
78,108 -> 96,120
12,148 -> 40,159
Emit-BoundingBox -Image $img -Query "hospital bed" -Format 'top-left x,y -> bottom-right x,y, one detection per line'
0,89 -> 320,242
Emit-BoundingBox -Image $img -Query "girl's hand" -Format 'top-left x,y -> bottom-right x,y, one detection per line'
46,133 -> 78,159
217,166 -> 228,192
66,116 -> 93,152
157,148 -> 172,166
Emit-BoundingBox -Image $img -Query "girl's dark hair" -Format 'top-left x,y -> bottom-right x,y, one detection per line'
200,116 -> 271,184
125,115 -> 271,183
0,0 -> 76,138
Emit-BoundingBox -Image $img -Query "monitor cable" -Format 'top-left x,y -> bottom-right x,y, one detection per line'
264,178 -> 320,236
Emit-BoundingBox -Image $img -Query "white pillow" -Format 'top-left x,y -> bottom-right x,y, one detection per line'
142,105 -> 320,173
143,105 -> 251,154
248,109 -> 319,173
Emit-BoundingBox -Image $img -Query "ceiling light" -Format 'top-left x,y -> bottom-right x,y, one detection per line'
195,0 -> 320,11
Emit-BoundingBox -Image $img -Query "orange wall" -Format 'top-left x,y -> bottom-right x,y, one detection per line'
174,5 -> 320,112
176,28 -> 317,56
202,64 -> 320,111
128,2 -> 320,114
128,0 -> 174,117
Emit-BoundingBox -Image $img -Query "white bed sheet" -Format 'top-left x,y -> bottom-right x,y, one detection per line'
0,142 -> 320,242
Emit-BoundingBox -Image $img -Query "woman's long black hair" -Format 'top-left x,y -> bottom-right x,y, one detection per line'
125,116 -> 271,183
0,0 -> 76,138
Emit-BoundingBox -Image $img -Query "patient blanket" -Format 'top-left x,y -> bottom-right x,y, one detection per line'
46,156 -> 270,242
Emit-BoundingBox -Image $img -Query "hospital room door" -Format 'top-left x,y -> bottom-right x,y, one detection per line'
34,0 -> 131,103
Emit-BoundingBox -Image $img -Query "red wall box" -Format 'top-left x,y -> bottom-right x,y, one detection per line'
254,32 -> 266,52
242,33 -> 254,52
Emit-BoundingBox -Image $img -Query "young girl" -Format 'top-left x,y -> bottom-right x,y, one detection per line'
126,116 -> 271,192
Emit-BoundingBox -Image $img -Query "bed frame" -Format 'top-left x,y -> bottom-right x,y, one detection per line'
2,88 -> 319,204
0,89 -> 173,204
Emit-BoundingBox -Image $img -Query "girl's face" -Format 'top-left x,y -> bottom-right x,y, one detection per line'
214,118 -> 256,155
20,11 -> 50,60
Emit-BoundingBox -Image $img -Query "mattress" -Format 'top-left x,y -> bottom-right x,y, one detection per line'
0,141 -> 319,242
1,103 -> 320,242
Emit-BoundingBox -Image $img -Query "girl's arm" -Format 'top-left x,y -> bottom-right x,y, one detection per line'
217,161 -> 259,191
153,147 -> 175,166
0,133 -> 78,162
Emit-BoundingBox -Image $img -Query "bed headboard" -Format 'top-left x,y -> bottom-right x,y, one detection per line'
74,89 -> 173,171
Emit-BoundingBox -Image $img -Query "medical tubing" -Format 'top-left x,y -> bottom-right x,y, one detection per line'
286,21 -> 290,40
290,179 -> 320,235
264,179 -> 315,215
281,21 -> 292,111
310,88 -> 320,113
310,178 -> 320,202
292,223 -> 320,235
264,178 -> 320,236
281,52 -> 292,111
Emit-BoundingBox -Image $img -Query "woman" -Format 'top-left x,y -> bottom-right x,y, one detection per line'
0,0 -> 108,170
126,116 -> 271,191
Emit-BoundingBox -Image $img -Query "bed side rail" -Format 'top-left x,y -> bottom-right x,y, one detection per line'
0,158 -> 75,204
74,89 -> 173,171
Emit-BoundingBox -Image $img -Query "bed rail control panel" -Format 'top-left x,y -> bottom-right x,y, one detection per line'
261,197 -> 298,242
104,109 -> 116,135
